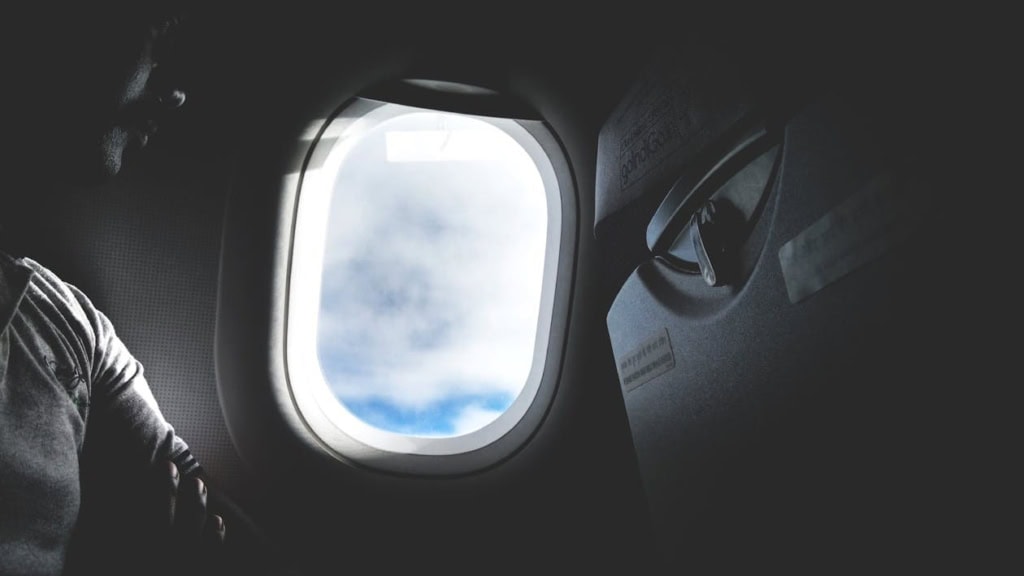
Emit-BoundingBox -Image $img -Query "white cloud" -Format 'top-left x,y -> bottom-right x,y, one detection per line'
315,111 -> 548,415
451,404 -> 505,436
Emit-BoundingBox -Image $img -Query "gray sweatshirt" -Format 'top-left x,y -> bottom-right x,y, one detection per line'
0,252 -> 198,575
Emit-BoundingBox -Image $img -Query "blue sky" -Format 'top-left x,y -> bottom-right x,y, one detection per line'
315,110 -> 547,438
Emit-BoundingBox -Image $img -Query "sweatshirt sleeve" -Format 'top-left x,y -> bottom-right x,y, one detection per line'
19,257 -> 201,477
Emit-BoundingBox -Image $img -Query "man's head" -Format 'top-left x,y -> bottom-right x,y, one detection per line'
5,2 -> 191,185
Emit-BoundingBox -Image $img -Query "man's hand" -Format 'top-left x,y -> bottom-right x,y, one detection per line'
64,459 -> 229,576
162,461 -> 226,547
142,461 -> 227,575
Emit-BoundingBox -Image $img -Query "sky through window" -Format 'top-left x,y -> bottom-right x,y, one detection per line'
316,111 -> 549,437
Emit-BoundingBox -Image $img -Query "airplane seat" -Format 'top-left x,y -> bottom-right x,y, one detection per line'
592,38 -> 768,307
595,29 -> 974,573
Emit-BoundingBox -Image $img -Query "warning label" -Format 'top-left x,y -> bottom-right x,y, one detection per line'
617,328 -> 676,392
778,170 -> 925,303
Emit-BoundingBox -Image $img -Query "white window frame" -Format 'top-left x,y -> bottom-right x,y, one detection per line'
281,97 -> 574,475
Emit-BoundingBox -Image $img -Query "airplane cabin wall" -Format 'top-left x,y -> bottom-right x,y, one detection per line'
4,5 -> 677,575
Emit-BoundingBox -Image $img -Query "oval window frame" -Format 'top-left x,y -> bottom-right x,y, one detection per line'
281,91 -> 577,476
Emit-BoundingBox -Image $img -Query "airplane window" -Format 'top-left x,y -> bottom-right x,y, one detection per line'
285,97 -> 568,471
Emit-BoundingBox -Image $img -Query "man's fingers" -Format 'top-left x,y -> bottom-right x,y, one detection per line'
173,476 -> 209,542
204,514 -> 227,546
156,460 -> 180,530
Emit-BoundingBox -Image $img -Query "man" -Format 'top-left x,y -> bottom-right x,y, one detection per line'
1,3 -> 255,574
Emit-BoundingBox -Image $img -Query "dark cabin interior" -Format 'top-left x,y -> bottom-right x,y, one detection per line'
3,3 -> 1002,574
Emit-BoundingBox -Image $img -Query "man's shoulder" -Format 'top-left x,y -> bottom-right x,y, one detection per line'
16,255 -> 61,280
2,252 -> 98,325
13,255 -> 77,298
0,249 -> 35,279
1,250 -> 62,281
